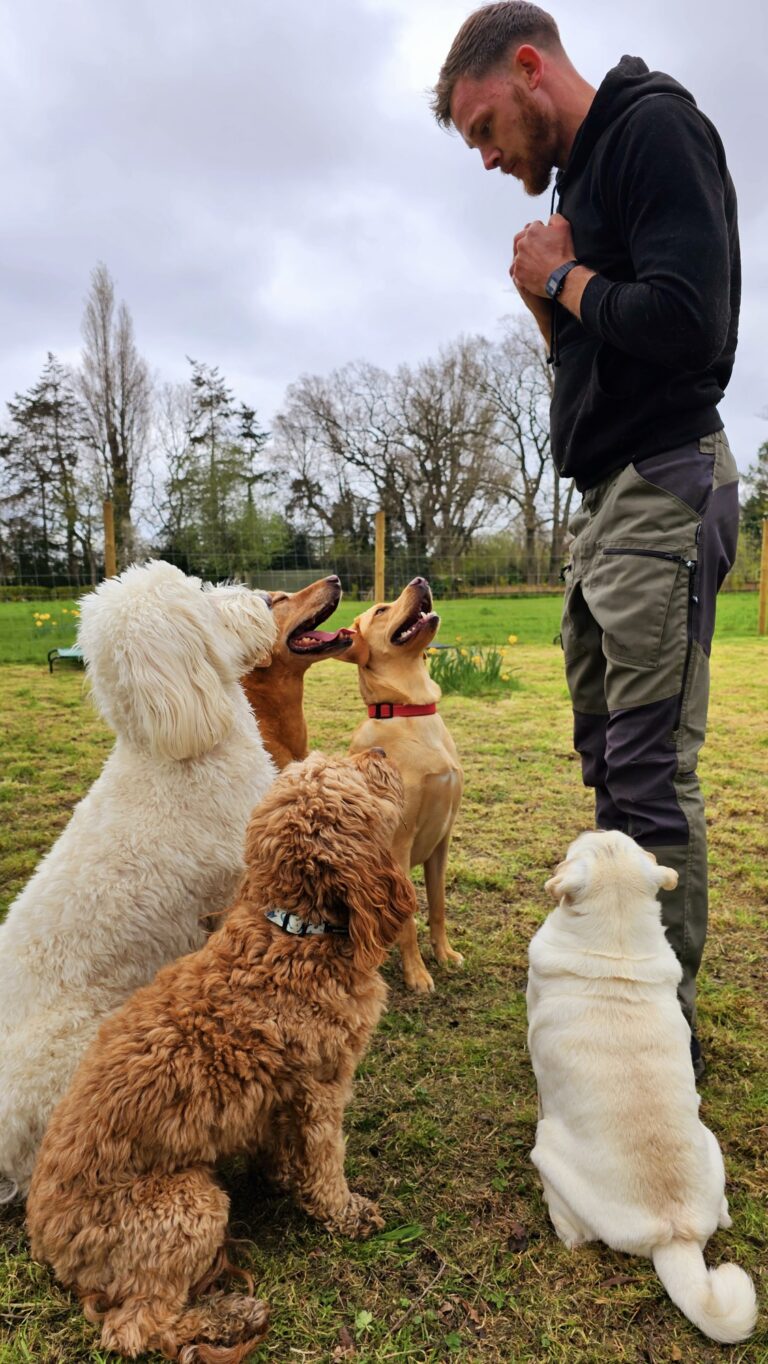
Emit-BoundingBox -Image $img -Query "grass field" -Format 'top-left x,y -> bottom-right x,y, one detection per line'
0,611 -> 766,1362
0,590 -> 760,664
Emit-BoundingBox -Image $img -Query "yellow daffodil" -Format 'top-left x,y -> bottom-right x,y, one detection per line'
50,620 -> 57,627
41,612 -> 51,620
507,634 -> 518,644
427,647 -> 439,655
460,648 -> 469,657
501,672 -> 510,681
35,620 -> 43,628
472,654 -> 482,665
455,634 -> 462,642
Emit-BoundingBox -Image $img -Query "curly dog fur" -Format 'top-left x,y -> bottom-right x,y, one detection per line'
27,749 -> 417,1362
0,560 -> 276,1200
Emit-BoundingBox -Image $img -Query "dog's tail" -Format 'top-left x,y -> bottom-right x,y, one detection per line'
0,1176 -> 20,1205
652,1239 -> 757,1344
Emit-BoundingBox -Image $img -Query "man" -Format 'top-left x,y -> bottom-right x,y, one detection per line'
432,2 -> 740,1077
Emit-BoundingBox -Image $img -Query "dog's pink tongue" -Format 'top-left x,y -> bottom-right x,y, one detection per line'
292,627 -> 355,648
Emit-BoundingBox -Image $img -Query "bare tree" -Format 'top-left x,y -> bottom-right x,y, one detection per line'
274,339 -> 505,571
477,318 -> 575,585
393,339 -> 505,564
148,381 -> 196,550
78,264 -> 152,568
275,362 -> 396,550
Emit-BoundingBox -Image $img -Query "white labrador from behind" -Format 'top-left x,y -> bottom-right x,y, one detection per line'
527,830 -> 756,1345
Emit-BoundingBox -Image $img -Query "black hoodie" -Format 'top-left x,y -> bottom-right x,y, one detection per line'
550,56 -> 740,492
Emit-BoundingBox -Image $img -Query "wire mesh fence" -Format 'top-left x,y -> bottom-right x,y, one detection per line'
0,510 -> 760,600
0,518 -> 571,599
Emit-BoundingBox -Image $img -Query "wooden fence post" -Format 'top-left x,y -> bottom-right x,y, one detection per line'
103,499 -> 117,579
759,518 -> 768,637
374,510 -> 386,603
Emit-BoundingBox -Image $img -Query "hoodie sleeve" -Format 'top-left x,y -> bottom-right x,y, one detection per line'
578,97 -> 732,370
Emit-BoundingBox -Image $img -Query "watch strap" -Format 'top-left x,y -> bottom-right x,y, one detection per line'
545,259 -> 579,300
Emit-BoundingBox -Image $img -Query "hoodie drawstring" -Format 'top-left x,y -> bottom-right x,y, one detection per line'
547,180 -> 561,368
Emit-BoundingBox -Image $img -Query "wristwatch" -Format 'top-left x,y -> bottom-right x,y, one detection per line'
545,259 -> 579,300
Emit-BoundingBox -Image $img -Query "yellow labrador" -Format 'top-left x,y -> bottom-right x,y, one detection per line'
343,577 -> 463,992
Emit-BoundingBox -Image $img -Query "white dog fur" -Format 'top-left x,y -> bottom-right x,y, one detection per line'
527,830 -> 756,1345
0,560 -> 277,1200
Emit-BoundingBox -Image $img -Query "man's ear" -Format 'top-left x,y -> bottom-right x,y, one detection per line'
514,43 -> 545,90
545,856 -> 589,905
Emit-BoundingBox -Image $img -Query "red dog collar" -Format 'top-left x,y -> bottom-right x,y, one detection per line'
367,702 -> 437,719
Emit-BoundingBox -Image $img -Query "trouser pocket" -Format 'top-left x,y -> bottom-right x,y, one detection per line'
587,547 -> 696,670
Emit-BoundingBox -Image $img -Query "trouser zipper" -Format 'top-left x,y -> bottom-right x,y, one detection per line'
601,547 -> 696,568
674,529 -> 701,731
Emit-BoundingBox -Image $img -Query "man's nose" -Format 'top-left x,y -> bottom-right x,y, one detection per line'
482,147 -> 501,171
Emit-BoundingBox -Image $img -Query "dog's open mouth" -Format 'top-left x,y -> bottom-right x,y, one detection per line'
391,609 -> 440,646
287,601 -> 355,655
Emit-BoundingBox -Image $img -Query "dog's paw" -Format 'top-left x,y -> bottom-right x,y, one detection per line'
334,1193 -> 385,1240
177,1294 -> 270,1362
404,963 -> 435,993
433,944 -> 464,967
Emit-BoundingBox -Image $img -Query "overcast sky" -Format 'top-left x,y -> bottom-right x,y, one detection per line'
1,0 -> 765,474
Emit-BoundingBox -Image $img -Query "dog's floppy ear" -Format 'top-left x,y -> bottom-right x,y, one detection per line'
653,863 -> 679,892
79,564 -> 236,760
545,856 -> 589,905
639,848 -> 679,893
344,623 -> 370,667
205,586 -> 276,669
341,847 -> 417,972
118,624 -> 234,761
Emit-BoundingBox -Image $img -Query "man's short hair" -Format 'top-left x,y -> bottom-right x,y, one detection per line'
431,2 -> 562,128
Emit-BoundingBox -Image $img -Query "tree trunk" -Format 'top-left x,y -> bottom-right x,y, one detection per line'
548,474 -> 576,584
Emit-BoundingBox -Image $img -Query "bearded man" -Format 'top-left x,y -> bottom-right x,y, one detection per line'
432,2 -> 741,1078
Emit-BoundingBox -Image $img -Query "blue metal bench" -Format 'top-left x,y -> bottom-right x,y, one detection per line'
48,645 -> 84,674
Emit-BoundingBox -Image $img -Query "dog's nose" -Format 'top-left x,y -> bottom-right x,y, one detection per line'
409,576 -> 428,588
325,574 -> 341,586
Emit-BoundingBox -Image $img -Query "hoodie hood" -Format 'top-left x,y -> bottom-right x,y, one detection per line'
558,57 -> 698,191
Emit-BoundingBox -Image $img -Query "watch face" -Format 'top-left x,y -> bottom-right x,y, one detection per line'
547,261 -> 575,299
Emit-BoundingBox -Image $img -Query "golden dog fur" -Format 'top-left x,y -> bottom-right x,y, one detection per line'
343,578 -> 463,992
27,750 -> 417,1363
240,575 -> 353,769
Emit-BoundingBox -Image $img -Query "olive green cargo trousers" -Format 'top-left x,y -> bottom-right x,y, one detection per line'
561,432 -> 739,1028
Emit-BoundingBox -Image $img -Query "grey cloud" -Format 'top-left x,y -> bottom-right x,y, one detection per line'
0,0 -> 764,470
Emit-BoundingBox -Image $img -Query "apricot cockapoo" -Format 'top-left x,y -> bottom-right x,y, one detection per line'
27,748 -> 417,1363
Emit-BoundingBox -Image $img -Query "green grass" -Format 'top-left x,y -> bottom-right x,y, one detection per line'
0,639 -> 766,1362
0,603 -> 83,666
0,591 -> 759,665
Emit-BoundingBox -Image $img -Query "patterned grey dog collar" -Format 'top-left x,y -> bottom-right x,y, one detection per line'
265,907 -> 348,937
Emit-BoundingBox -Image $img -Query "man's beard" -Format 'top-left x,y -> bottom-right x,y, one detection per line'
514,92 -> 559,197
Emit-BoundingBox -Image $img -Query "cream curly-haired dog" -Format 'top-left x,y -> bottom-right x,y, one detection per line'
0,560 -> 276,1201
527,830 -> 757,1345
27,748 -> 416,1364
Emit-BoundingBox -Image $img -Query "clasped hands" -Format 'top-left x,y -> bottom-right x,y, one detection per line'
510,212 -> 576,298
